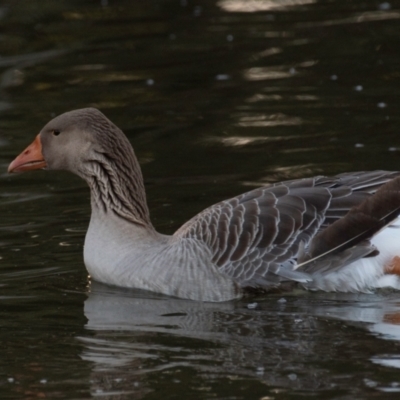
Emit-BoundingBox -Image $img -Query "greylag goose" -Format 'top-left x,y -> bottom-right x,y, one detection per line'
8,108 -> 400,301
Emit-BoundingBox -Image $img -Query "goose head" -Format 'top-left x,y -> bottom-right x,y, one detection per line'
8,108 -> 132,176
8,108 -> 152,226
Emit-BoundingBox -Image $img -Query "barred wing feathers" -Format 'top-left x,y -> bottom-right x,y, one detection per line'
174,171 -> 400,290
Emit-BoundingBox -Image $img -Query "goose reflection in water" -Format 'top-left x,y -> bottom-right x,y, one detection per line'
77,283 -> 400,397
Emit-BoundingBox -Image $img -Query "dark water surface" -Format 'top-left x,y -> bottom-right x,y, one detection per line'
1,0 -> 400,398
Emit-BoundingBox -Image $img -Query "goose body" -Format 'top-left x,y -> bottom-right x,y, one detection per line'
8,108 -> 400,301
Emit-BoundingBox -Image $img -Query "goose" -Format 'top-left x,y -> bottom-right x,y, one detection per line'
8,108 -> 400,301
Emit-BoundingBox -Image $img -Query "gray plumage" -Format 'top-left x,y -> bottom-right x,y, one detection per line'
9,108 -> 400,301
174,171 -> 400,290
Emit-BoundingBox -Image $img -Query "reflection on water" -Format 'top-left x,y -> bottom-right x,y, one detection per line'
1,0 -> 400,398
218,0 -> 317,13
78,283 -> 400,398
296,10 -> 400,28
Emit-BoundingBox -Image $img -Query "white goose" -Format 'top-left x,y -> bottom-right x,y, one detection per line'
8,108 -> 400,301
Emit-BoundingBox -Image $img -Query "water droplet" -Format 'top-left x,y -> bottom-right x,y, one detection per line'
364,378 -> 378,388
215,74 -> 230,81
379,2 -> 391,10
277,298 -> 287,303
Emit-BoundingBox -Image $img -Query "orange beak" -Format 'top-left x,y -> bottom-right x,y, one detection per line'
8,134 -> 47,173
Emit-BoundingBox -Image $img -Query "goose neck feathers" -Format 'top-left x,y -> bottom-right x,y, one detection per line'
43,108 -> 152,227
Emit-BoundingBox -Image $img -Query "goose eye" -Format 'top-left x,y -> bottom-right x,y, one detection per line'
52,130 -> 61,136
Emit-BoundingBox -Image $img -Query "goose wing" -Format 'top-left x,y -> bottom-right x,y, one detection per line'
174,171 -> 400,289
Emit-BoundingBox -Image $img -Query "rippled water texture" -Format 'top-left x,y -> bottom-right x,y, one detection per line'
1,0 -> 400,398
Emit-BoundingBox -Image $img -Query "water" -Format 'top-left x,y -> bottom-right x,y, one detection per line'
1,0 -> 400,398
